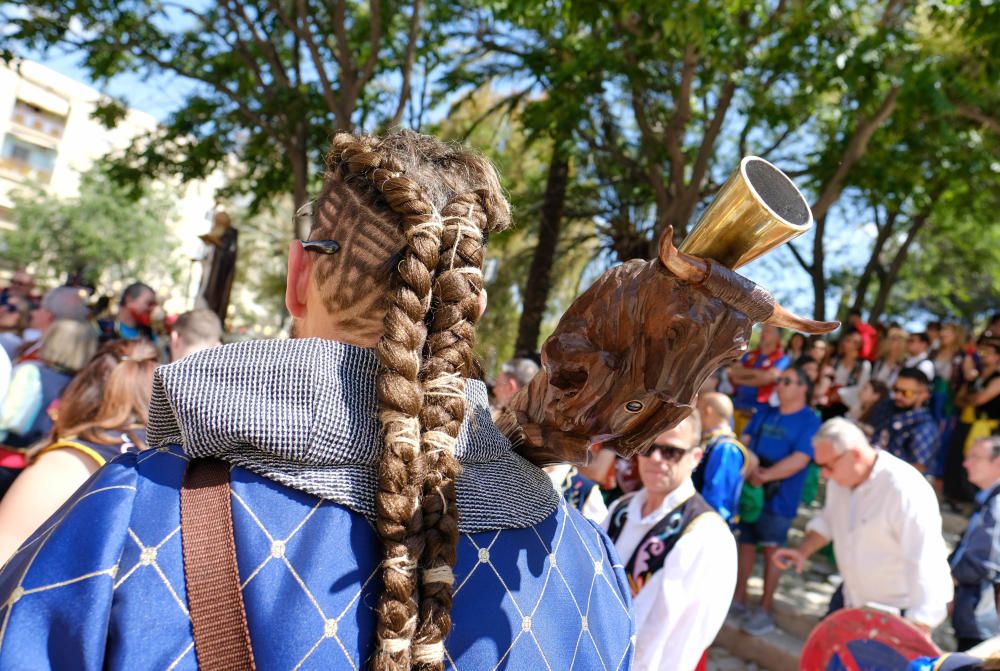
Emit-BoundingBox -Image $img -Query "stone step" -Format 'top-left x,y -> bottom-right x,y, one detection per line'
712,614 -> 802,671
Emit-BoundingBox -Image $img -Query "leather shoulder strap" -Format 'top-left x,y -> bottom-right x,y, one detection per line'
181,458 -> 256,671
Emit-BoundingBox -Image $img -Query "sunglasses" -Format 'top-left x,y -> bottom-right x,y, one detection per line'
777,377 -> 802,386
300,239 -> 340,255
892,387 -> 919,399
642,443 -> 694,462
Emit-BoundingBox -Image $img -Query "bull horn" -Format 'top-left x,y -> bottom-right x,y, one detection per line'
657,226 -> 708,283
766,302 -> 839,335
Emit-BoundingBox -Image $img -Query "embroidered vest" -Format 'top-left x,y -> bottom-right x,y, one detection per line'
607,491 -> 715,596
558,468 -> 599,512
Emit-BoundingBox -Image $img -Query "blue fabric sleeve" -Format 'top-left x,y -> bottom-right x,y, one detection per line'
910,420 -> 940,470
700,443 -> 745,522
953,496 -> 1000,586
0,453 -> 139,670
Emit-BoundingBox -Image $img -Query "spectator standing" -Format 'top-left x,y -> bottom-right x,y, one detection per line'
817,331 -> 871,420
0,319 -> 97,450
0,296 -> 31,359
733,366 -> 820,635
848,379 -> 891,435
694,392 -> 756,525
169,308 -> 223,361
905,332 -> 938,383
847,310 -> 879,361
0,270 -> 37,309
604,413 -> 736,671
728,325 -> 790,435
869,368 -> 939,473
927,321 -> 943,351
0,340 -> 158,563
491,356 -> 538,410
809,337 -> 830,368
946,337 -> 1000,503
951,436 -> 1000,651
98,282 -> 158,343
776,418 -> 953,634
933,323 -> 967,419
786,332 -> 807,362
17,286 -> 90,362
872,327 -> 909,387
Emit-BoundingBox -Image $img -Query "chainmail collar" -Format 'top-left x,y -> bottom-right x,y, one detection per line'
147,338 -> 558,532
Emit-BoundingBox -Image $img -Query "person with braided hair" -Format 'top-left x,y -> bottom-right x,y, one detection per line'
0,131 -> 634,670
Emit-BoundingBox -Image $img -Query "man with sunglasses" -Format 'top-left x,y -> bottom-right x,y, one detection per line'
871,368 -> 939,474
604,413 -> 736,671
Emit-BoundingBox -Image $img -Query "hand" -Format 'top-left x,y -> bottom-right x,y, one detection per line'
748,471 -> 765,488
772,548 -> 805,573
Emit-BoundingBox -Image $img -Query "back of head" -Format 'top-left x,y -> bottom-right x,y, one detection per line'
318,130 -> 510,670
700,392 -> 733,423
41,286 -> 90,322
501,357 -> 539,389
173,309 -> 223,348
39,319 -> 97,373
53,339 -> 158,445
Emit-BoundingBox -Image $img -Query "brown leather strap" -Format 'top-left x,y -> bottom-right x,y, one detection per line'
181,458 -> 256,670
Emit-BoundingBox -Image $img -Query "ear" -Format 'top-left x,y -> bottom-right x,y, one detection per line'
478,287 -> 488,319
690,447 -> 705,467
285,241 -> 312,319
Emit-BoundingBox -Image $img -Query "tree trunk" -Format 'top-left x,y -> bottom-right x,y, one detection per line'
514,147 -> 570,355
851,208 -> 897,314
868,213 -> 930,323
290,137 -> 309,239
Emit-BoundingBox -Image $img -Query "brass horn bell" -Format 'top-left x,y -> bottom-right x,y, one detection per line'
679,156 -> 813,269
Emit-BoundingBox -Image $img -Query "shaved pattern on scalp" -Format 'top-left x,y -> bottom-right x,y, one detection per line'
309,175 -> 402,328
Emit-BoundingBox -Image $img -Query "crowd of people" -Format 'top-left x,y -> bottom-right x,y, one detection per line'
0,130 -> 996,671
492,311 -> 1000,666
0,271 -> 223,558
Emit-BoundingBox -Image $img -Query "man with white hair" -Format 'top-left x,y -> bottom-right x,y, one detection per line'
774,417 -> 953,632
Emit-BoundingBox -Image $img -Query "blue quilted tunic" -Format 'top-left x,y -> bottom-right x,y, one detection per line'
0,339 -> 634,670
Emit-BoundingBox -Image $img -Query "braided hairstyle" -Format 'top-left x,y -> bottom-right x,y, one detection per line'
316,131 -> 509,671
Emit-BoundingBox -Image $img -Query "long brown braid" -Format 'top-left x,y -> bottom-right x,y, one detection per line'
321,131 -> 509,671
411,189 -> 493,670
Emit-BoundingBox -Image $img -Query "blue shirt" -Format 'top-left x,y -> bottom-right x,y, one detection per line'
744,406 -> 820,518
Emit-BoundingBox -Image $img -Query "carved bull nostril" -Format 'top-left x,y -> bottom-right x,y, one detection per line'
625,401 -> 644,413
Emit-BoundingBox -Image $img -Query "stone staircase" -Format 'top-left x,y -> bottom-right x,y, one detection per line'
706,504 -> 969,671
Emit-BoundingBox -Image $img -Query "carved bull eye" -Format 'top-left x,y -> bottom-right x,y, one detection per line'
624,400 -> 644,414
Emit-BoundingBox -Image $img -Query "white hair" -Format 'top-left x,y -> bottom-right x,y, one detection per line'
813,417 -> 869,455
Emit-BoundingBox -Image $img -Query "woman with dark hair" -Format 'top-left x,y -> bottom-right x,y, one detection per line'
0,340 -> 157,562
786,332 -> 807,362
945,336 -> 1000,503
815,331 -> 871,420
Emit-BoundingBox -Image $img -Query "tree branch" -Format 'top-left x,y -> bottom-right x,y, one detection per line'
786,241 -> 812,273
388,0 -> 423,128
955,103 -> 1000,136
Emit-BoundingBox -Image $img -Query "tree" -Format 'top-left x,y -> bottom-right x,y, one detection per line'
2,165 -> 175,287
2,0 -> 429,232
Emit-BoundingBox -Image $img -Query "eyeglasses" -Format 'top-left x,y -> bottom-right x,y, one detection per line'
300,240 -> 340,255
815,450 -> 850,472
642,443 -> 694,462
892,386 -> 919,399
